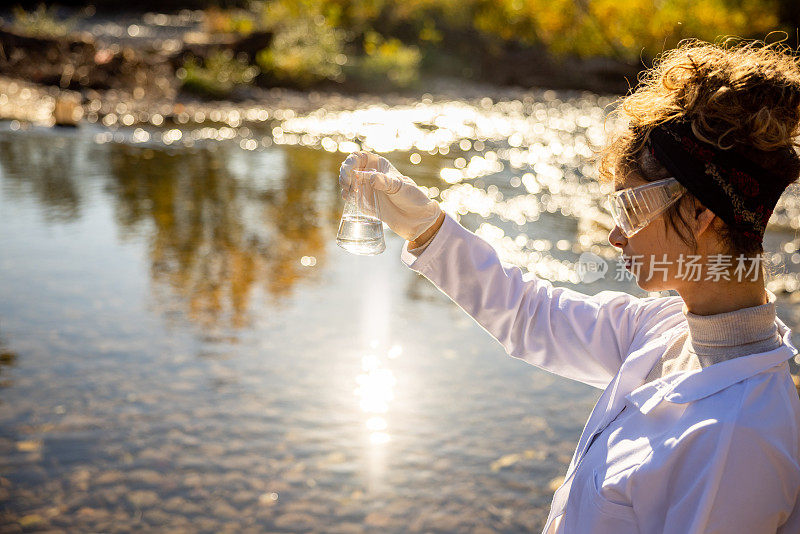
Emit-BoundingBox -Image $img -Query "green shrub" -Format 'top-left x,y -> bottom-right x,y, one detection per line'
11,4 -> 75,38
177,49 -> 259,98
347,31 -> 421,88
255,16 -> 347,87
204,7 -> 256,35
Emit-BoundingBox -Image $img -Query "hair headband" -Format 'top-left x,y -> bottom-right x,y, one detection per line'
646,120 -> 791,241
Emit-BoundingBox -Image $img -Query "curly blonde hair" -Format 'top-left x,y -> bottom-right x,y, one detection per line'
600,38 -> 800,255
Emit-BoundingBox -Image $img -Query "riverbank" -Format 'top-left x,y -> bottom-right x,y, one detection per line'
0,7 -> 642,131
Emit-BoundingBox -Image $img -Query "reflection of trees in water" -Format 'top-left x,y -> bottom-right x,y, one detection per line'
264,145 -> 328,298
108,143 -> 336,329
0,332 -> 17,391
0,134 -> 83,223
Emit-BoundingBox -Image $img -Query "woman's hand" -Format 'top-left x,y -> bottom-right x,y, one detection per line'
339,151 -> 443,243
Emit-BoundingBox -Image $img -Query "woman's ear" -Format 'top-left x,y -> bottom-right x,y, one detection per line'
693,204 -> 717,237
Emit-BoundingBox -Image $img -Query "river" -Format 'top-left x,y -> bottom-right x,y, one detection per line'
1,86 -> 799,532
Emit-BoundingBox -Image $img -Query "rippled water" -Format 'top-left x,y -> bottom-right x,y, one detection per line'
1,88 -> 800,532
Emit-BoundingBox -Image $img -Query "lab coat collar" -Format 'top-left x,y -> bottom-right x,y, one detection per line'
626,316 -> 797,414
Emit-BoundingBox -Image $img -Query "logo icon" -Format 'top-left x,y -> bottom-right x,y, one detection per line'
576,252 -> 608,283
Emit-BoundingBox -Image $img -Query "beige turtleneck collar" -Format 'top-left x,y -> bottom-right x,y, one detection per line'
645,290 -> 783,381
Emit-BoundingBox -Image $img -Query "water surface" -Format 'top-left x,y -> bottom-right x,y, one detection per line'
1,88 -> 799,532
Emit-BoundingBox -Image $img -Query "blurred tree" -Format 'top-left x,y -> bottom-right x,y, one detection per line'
461,0 -> 781,61
254,0 -> 348,87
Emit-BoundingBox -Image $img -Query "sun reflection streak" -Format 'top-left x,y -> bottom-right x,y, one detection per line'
350,262 -> 400,487
355,360 -> 395,415
354,343 -> 399,490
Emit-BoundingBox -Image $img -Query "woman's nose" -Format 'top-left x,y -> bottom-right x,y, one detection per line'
608,226 -> 627,249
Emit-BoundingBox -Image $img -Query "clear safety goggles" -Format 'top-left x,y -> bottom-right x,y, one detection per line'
606,177 -> 686,238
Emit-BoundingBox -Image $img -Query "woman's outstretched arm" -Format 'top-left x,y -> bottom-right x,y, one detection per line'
403,212 -> 685,388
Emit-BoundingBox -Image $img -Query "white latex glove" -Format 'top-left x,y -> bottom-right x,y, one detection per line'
339,151 -> 442,243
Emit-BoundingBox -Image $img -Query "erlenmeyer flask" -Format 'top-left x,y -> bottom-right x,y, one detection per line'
337,170 -> 386,255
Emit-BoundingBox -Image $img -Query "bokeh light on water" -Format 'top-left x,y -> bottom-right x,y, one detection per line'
1,87 -> 800,532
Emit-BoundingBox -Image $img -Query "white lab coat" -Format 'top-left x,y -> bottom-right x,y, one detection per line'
400,213 -> 800,534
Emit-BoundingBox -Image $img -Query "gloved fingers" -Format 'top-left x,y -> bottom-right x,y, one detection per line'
339,152 -> 360,190
340,169 -> 378,201
340,152 -> 406,202
355,151 -> 383,171
339,151 -> 381,189
354,170 -> 403,195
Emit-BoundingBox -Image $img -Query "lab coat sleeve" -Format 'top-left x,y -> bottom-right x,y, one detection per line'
400,213 -> 681,389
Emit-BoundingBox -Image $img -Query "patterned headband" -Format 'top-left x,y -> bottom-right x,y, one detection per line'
646,120 -> 792,241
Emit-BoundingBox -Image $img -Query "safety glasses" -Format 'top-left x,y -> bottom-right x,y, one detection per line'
606,177 -> 686,238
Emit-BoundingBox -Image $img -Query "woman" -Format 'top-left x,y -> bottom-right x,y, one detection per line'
339,40 -> 800,533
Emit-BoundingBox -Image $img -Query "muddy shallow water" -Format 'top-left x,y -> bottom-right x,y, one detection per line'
1,87 -> 800,532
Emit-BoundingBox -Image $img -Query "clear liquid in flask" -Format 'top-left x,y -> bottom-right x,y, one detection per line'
337,214 -> 386,255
